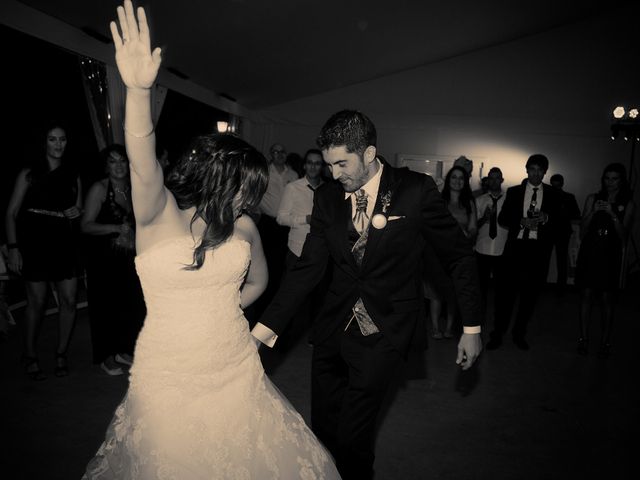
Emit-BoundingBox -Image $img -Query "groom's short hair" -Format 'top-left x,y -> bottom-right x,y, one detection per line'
316,110 -> 377,157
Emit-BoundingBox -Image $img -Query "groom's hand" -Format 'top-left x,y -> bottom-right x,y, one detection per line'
456,333 -> 482,370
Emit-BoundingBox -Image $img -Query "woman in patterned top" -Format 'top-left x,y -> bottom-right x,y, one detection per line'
81,144 -> 146,375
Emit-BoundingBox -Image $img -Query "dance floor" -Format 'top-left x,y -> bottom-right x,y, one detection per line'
3,279 -> 637,479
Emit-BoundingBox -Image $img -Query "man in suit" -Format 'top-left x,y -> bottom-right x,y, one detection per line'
549,173 -> 581,292
251,110 -> 482,479
487,154 -> 561,351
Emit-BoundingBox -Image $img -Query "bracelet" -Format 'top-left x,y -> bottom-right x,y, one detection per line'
123,124 -> 154,138
7,243 -> 19,249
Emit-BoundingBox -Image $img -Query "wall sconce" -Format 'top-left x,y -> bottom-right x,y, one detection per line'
216,121 -> 229,133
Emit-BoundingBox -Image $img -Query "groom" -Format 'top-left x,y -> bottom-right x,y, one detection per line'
252,110 -> 482,479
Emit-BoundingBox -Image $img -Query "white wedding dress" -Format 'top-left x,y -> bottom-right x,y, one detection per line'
83,236 -> 340,479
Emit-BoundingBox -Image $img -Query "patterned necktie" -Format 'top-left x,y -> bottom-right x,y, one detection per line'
523,187 -> 538,240
347,189 -> 379,336
353,189 -> 369,233
489,195 -> 501,239
351,191 -> 369,267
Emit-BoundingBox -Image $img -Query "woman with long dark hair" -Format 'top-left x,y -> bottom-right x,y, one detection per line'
83,3 -> 340,478
5,124 -> 83,379
441,165 -> 478,240
81,144 -> 146,376
427,165 -> 477,338
575,162 -> 635,357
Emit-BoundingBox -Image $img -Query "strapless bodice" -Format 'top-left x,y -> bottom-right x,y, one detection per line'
132,236 -> 252,376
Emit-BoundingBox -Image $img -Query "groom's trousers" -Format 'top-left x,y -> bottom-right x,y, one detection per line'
311,319 -> 402,480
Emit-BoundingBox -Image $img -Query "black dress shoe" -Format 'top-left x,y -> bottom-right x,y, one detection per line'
576,338 -> 588,355
513,338 -> 530,350
486,337 -> 502,350
597,343 -> 611,359
54,352 -> 69,377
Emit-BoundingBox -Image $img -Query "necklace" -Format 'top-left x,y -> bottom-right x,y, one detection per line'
113,185 -> 130,201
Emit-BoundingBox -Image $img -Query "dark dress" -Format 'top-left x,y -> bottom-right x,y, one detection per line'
575,193 -> 627,290
16,165 -> 81,281
84,181 -> 146,364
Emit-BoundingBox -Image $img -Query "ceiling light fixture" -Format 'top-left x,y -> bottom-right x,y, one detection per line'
216,121 -> 229,133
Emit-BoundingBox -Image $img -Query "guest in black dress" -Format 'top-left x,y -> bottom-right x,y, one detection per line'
575,163 -> 635,357
426,166 -> 477,339
81,145 -> 146,375
5,125 -> 83,379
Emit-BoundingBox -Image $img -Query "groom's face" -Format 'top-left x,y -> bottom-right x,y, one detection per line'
322,145 -> 376,193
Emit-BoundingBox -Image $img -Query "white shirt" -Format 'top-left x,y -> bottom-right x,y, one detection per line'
277,177 -> 321,256
259,163 -> 299,218
517,181 -> 544,240
344,160 -> 384,223
474,192 -> 508,256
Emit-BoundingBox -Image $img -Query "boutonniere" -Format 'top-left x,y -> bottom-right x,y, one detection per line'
372,190 -> 393,229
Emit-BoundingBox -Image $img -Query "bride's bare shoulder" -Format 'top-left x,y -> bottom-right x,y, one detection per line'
233,214 -> 259,244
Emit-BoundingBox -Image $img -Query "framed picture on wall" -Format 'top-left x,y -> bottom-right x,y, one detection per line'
396,154 -> 449,178
396,154 -> 458,191
396,153 -> 489,191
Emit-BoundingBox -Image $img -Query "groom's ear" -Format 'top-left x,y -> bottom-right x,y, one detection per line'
363,146 -> 376,165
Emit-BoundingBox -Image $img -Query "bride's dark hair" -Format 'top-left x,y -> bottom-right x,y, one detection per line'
165,134 -> 268,270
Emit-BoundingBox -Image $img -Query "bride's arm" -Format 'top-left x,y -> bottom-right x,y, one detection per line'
237,215 -> 268,309
110,1 -> 166,227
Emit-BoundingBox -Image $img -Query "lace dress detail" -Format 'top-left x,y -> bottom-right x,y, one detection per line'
83,236 -> 339,479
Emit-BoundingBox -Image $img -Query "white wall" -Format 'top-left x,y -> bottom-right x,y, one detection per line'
258,6 -> 639,210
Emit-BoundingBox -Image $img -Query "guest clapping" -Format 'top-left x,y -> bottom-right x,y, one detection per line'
474,168 -> 508,316
575,163 -> 635,357
489,154 -> 561,351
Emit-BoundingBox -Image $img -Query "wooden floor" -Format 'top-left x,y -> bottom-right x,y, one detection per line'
2,279 -> 637,479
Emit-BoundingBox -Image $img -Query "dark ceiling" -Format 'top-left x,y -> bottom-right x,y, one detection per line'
18,0 -> 615,109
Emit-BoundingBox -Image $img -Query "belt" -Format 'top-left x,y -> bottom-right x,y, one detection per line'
26,208 -> 65,218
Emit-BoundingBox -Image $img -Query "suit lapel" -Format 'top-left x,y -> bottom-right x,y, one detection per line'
540,183 -> 551,211
338,193 -> 359,270
361,162 -> 400,270
518,184 -> 526,209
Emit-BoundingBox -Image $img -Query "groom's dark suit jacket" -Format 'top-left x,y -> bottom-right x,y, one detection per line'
260,162 -> 481,356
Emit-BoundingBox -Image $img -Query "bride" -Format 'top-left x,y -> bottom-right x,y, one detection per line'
82,2 -> 340,478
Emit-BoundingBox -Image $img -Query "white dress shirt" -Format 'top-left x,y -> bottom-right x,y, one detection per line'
344,160 -> 384,222
475,191 -> 508,256
277,177 -> 321,257
517,181 -> 544,240
259,163 -> 299,218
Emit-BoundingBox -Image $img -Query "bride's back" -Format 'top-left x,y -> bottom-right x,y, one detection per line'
132,235 -> 252,374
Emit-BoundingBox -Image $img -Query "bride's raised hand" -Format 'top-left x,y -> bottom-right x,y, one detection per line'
110,0 -> 161,90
